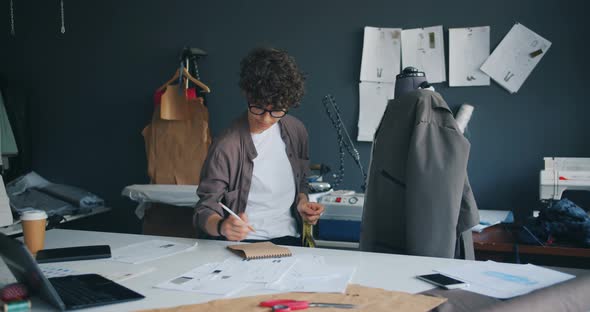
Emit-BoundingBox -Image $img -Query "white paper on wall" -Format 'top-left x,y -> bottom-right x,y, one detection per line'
360,26 -> 402,83
357,81 -> 394,142
449,26 -> 491,87
401,26 -> 446,83
480,23 -> 551,93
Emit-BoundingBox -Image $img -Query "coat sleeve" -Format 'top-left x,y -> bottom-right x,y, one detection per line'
459,176 -> 480,233
193,145 -> 230,234
404,121 -> 470,258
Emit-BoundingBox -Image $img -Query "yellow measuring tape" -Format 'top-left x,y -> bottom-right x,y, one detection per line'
302,223 -> 316,248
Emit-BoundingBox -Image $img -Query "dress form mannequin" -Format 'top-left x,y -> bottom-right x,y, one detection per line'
394,67 -> 430,98
360,66 -> 479,259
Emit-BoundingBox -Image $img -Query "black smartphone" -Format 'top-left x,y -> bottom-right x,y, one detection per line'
416,273 -> 468,289
35,245 -> 111,263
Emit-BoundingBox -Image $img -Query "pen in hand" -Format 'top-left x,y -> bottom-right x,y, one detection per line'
218,202 -> 256,232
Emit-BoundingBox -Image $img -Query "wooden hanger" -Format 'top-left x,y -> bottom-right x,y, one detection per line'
157,68 -> 211,93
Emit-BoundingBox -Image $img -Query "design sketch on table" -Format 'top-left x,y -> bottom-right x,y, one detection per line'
484,271 -> 539,286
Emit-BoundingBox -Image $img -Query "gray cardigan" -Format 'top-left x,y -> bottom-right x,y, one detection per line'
360,89 -> 479,259
193,112 -> 310,237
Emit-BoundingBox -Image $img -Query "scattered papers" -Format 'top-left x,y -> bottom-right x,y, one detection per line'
213,257 -> 297,283
449,26 -> 490,87
156,257 -> 296,296
471,224 -> 493,233
266,255 -> 355,293
156,263 -> 249,296
471,210 -> 540,233
111,240 -> 197,264
436,261 -> 574,299
157,255 -> 356,297
401,26 -> 446,83
481,23 -> 551,93
101,266 -> 155,282
41,261 -> 155,282
471,210 -> 513,233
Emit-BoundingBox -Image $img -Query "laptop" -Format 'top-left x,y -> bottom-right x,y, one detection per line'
0,233 -> 144,310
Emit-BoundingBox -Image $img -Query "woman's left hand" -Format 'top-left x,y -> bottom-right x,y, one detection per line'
297,199 -> 324,225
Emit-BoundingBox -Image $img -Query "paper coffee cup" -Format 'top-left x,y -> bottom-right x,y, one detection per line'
21,210 -> 48,255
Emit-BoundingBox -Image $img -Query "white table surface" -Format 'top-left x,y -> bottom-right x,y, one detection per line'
1,229 -> 475,311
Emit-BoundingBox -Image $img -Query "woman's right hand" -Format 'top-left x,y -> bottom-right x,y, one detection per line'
220,213 -> 251,241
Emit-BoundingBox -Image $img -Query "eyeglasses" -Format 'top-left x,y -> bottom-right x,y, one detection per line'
248,105 -> 288,118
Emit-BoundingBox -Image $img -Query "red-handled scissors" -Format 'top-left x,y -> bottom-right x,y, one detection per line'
260,299 -> 356,311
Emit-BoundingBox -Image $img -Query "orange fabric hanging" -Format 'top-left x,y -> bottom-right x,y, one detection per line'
143,93 -> 211,185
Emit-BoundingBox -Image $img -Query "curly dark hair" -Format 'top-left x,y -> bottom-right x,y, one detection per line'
239,47 -> 305,111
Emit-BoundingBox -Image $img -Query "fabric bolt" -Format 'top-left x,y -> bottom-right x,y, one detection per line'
38,184 -> 104,209
8,188 -> 77,216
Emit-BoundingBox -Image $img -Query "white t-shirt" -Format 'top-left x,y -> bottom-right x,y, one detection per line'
245,123 -> 298,240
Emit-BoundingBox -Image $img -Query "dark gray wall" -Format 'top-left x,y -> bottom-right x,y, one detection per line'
0,0 -> 588,232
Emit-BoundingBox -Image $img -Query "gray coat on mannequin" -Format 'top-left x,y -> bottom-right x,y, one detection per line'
359,69 -> 479,259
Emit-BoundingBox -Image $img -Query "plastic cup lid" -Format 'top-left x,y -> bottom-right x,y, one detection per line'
20,210 -> 48,221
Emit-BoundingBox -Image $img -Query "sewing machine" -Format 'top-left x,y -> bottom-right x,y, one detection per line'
540,157 -> 590,201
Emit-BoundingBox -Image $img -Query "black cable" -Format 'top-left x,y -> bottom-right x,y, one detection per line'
322,94 -> 366,191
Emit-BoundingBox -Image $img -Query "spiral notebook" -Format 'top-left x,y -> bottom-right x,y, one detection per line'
227,242 -> 292,260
